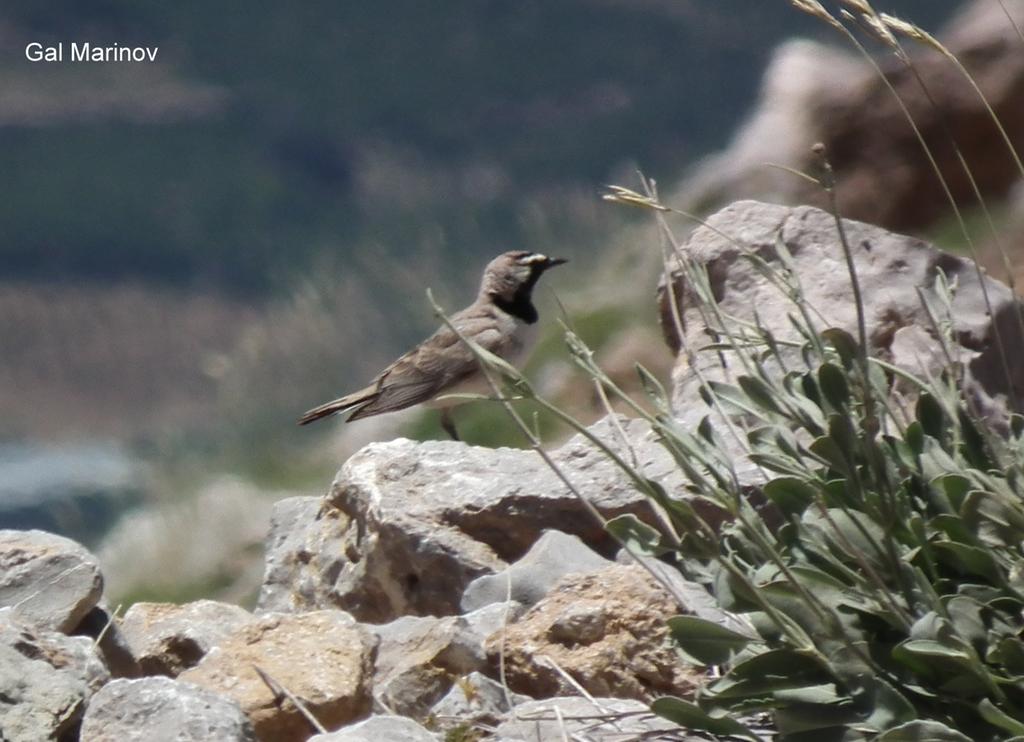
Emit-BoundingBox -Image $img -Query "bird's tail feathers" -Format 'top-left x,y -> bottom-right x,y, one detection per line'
297,387 -> 377,426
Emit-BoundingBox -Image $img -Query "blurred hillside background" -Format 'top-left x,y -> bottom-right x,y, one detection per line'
0,1 -> 970,604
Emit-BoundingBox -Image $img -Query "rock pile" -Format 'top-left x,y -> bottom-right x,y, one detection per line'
0,422 -> 714,741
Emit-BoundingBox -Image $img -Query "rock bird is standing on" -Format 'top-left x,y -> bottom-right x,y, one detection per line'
298,251 -> 567,439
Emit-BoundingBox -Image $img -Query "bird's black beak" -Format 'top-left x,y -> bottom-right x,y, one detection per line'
545,257 -> 568,269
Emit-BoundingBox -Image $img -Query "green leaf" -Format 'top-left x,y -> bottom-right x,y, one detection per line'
763,477 -> 817,516
945,596 -> 986,648
749,452 -> 813,478
891,639 -> 990,696
905,421 -> 924,456
773,697 -> 858,735
956,583 -> 1003,605
961,489 -> 1024,550
713,564 -> 760,612
823,327 -> 859,368
875,720 -> 972,741
930,515 -> 974,545
773,683 -> 845,705
809,436 -> 851,476
957,408 -> 992,470
696,414 -> 719,447
978,698 -> 1024,736
932,541 -> 1004,583
704,380 -> 767,420
894,639 -> 972,664
916,393 -> 947,441
738,375 -> 784,415
604,514 -> 667,557
760,579 -> 838,638
859,678 -> 917,733
908,612 -> 945,641
1012,413 -> 1024,440
708,649 -> 831,701
987,637 -> 1024,675
887,434 -> 920,472
784,372 -> 827,432
934,474 -> 971,511
666,615 -> 756,666
635,363 -> 669,408
773,425 -> 809,463
827,413 -> 858,458
929,515 -> 974,544
802,508 -> 889,570
818,362 -> 850,410
649,697 -> 760,741
919,438 -> 962,479
801,371 -> 823,407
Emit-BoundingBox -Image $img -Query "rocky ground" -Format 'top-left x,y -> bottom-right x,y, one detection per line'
0,425 -> 724,742
3,197 -> 1022,741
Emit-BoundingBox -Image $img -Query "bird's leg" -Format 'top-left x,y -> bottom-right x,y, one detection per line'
440,408 -> 461,441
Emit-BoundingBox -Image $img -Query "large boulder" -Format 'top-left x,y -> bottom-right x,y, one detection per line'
79,677 -> 255,742
660,201 -> 1024,434
0,610 -> 109,742
0,529 -> 103,633
258,417 -> 676,622
179,611 -> 376,742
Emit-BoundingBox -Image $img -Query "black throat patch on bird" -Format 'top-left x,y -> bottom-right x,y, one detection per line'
494,291 -> 539,323
492,266 -> 545,324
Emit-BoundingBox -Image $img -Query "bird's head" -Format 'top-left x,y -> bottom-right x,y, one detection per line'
480,250 -> 567,303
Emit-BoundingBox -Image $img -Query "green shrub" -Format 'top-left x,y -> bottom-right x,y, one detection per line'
647,313 -> 1024,741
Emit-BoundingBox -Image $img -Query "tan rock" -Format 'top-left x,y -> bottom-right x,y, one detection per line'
486,564 -> 703,701
180,611 -> 375,741
121,600 -> 255,677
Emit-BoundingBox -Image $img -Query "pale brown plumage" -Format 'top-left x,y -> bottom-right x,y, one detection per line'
298,251 -> 566,437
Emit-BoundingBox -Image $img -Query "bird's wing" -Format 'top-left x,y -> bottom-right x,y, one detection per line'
346,308 -> 505,419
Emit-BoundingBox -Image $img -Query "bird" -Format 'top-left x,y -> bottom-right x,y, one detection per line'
298,250 -> 567,440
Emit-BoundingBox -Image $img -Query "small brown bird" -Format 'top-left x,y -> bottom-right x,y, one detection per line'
298,250 -> 567,439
